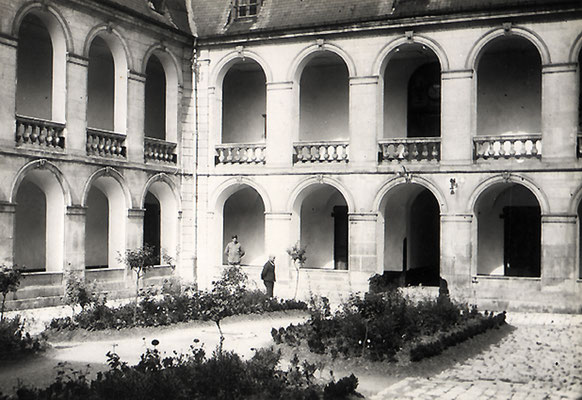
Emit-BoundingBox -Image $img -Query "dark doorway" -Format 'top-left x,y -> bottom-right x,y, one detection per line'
503,206 -> 541,277
144,192 -> 161,265
333,205 -> 348,270
407,62 -> 441,138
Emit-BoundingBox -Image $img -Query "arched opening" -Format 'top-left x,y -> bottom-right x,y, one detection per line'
144,180 -> 179,264
476,36 -> 541,136
145,55 -> 166,140
222,60 -> 266,143
144,192 -> 161,265
383,44 -> 441,138
14,170 -> 64,272
299,52 -> 349,141
87,36 -> 114,131
85,176 -> 127,268
476,183 -> 541,277
16,14 -> 53,120
222,186 -> 265,266
293,184 -> 348,270
379,184 -> 440,286
85,186 -> 109,268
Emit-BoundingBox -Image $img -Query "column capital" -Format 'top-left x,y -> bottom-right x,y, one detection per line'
542,63 -> 577,75
0,33 -> 17,48
441,69 -> 473,80
349,76 -> 379,86
0,202 -> 16,213
66,205 -> 87,216
266,81 -> 293,91
440,213 -> 473,223
348,212 -> 378,222
129,70 -> 147,83
67,53 -> 89,67
541,214 -> 577,224
128,208 -> 145,218
265,212 -> 292,221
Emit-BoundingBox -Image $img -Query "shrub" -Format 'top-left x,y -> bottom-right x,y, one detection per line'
0,265 -> 23,321
0,315 -> 46,359
64,274 -> 101,314
7,345 -> 360,400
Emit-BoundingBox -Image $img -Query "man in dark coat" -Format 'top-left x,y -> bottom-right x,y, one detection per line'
261,254 -> 276,297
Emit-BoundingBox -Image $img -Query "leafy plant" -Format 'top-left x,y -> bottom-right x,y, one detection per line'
0,315 -> 46,359
63,274 -> 100,314
287,242 -> 307,299
0,265 -> 22,321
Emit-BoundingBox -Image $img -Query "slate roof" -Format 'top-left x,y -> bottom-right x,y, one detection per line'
93,0 -> 192,35
190,0 -> 580,39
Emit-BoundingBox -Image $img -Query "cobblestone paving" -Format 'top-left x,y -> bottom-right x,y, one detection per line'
372,313 -> 582,400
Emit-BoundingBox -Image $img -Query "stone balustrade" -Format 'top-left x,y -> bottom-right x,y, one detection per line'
378,137 -> 441,162
15,115 -> 65,149
293,141 -> 349,163
474,135 -> 542,160
578,134 -> 582,158
215,143 -> 266,164
144,137 -> 177,164
86,128 -> 127,158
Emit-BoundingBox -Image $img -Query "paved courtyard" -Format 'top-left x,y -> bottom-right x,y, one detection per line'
372,313 -> 582,400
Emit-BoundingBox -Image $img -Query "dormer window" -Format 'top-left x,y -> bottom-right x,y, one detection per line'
234,0 -> 262,18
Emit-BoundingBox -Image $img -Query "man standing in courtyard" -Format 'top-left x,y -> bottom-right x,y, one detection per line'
261,255 -> 276,297
224,235 -> 245,265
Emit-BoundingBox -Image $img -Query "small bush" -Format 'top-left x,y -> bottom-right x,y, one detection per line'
0,316 -> 46,359
64,274 -> 101,313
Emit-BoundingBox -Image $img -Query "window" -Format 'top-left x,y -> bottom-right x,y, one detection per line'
234,0 -> 262,18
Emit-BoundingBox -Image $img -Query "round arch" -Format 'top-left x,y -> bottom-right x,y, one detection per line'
141,173 -> 182,210
465,26 -> 551,70
372,34 -> 450,76
287,42 -> 357,83
212,177 -> 272,214
142,44 -> 183,86
372,175 -> 448,214
467,173 -> 550,215
12,2 -> 74,52
568,31 -> 582,64
10,159 -> 71,206
569,184 -> 582,215
81,167 -> 132,209
210,49 -> 272,91
83,25 -> 133,70
287,176 -> 355,214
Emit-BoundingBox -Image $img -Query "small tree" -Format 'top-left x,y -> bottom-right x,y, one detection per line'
0,265 -> 22,321
287,242 -> 307,299
63,274 -> 100,314
118,245 -> 159,323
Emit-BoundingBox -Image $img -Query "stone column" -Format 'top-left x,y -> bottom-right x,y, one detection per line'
127,208 -> 145,250
541,215 -> 577,290
265,212 -> 292,296
349,77 -> 379,169
266,82 -> 294,168
127,71 -> 146,163
64,205 -> 86,281
348,213 -> 378,273
0,202 -> 16,265
441,70 -> 473,164
66,54 -> 89,156
0,36 -> 17,147
440,214 -> 473,295
541,64 -> 578,162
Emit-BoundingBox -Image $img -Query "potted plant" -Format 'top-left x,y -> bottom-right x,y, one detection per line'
286,242 -> 307,299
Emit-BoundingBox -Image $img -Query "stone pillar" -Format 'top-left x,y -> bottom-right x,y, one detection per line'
348,213 -> 378,273
440,214 -> 473,295
266,82 -> 294,168
0,202 -> 16,265
127,72 -> 146,163
441,70 -> 473,164
349,77 -> 379,169
66,54 -> 89,156
541,215 -> 577,288
0,36 -> 17,147
265,212 -> 292,296
127,208 -> 145,250
541,64 -> 578,162
64,205 -> 86,280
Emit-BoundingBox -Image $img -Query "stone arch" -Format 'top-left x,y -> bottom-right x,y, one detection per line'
84,25 -> 130,133
210,49 -> 272,91
142,45 -> 181,143
10,159 -> 71,206
13,2 -> 71,122
141,173 -> 182,210
465,26 -> 551,70
81,167 -> 132,209
467,173 -> 550,216
372,175 -> 448,214
568,31 -> 582,64
287,176 -> 355,214
287,42 -> 357,83
212,177 -> 272,214
372,34 -> 450,76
